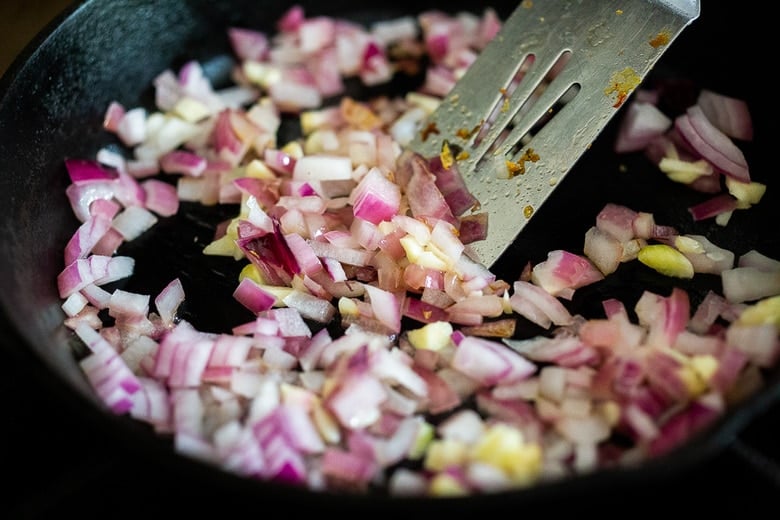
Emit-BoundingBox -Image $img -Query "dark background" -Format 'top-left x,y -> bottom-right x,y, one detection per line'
0,0 -> 73,76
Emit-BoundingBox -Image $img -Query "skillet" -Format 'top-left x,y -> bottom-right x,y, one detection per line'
0,0 -> 776,514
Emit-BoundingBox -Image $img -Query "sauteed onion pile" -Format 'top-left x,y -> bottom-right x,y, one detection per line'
56,5 -> 779,496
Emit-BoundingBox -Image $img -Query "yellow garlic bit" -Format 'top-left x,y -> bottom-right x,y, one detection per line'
238,263 -> 264,284
428,473 -> 469,496
407,321 -> 454,351
726,177 -> 766,209
690,354 -> 719,385
203,218 -> 242,258
172,96 -> 211,123
658,157 -> 712,184
337,297 -> 359,316
245,158 -> 276,179
637,244 -> 694,279
597,400 -> 622,427
676,364 -> 707,397
424,438 -> 469,472
202,234 -> 240,257
399,235 -> 449,270
674,235 -> 705,254
470,423 -> 542,486
738,295 -> 780,328
408,421 -> 435,460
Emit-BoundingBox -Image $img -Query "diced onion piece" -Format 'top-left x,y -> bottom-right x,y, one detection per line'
613,101 -> 672,153
696,89 -> 753,141
155,278 -> 186,326
112,206 -> 159,241
54,7 -> 777,500
351,167 -> 401,224
233,277 -> 277,313
722,267 -> 780,304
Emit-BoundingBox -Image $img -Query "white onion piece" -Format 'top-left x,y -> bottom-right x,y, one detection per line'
108,289 -> 150,319
282,289 -> 336,323
511,281 -> 573,329
738,249 -> 780,271
722,266 -> 780,303
675,234 -> 734,274
61,291 -> 89,317
293,154 -> 353,181
363,284 -> 402,332
596,203 -> 637,242
112,205 -> 159,241
326,370 -> 387,429
57,255 -> 135,298
613,101 -> 672,153
65,181 -> 117,223
155,278 -> 185,326
121,335 -> 159,374
583,226 -> 623,276
726,324 -> 780,367
116,107 -> 148,147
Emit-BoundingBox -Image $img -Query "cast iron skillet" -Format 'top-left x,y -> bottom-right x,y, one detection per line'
0,0 -> 775,513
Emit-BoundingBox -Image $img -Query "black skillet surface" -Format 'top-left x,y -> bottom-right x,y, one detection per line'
0,0 -> 777,516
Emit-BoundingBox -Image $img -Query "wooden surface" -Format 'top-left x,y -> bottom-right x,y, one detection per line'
0,0 -> 74,77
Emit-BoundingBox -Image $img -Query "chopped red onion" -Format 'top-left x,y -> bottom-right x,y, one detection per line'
56,5 -> 779,499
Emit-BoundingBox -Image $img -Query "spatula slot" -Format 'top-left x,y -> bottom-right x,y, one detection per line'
507,82 -> 581,161
473,50 -> 578,174
471,53 -> 536,148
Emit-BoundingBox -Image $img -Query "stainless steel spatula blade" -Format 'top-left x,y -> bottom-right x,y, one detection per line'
407,0 -> 700,267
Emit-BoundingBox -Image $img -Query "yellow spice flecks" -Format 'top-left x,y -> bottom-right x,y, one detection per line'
440,140 -> 454,170
649,30 -> 671,48
604,67 -> 641,108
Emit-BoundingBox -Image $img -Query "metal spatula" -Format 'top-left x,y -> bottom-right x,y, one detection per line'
407,0 -> 700,267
